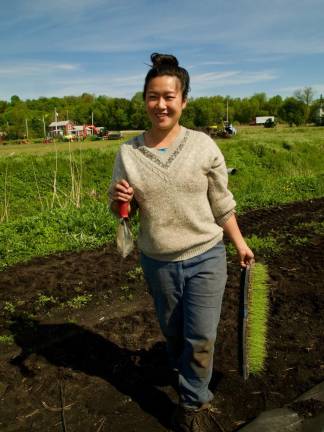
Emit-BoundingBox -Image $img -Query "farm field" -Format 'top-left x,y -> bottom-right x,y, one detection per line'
0,126 -> 323,431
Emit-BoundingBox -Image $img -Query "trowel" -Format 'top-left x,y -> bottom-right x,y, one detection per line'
116,201 -> 134,258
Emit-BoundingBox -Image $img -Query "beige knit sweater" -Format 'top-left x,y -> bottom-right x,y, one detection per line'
109,126 -> 236,261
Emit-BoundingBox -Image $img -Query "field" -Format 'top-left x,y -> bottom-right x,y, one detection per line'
0,126 -> 323,431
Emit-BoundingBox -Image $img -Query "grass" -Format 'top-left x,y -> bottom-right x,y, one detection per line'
219,126 -> 324,211
227,234 -> 281,258
0,135 -> 137,156
296,220 -> 324,236
0,126 -> 323,271
247,262 -> 270,374
0,203 -> 118,270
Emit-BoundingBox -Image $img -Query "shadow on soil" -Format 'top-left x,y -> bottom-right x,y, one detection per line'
9,317 -> 179,429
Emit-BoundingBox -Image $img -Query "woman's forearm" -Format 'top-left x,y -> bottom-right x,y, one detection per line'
222,213 -> 246,250
222,213 -> 254,266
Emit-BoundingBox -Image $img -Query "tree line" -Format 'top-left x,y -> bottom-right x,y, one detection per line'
0,87 -> 322,139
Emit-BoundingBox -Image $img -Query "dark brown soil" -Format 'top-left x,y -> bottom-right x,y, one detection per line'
0,198 -> 323,431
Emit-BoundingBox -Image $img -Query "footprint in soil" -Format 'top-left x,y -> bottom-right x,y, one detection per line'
9,317 -> 176,429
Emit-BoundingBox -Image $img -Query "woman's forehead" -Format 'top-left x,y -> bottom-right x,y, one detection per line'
147,75 -> 182,92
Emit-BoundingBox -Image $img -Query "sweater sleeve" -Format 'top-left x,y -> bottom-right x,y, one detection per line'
207,144 -> 236,227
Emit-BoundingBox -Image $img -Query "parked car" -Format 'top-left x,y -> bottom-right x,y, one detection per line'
108,131 -> 123,140
102,131 -> 123,140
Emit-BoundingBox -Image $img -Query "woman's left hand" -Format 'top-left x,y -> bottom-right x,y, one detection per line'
237,245 -> 254,268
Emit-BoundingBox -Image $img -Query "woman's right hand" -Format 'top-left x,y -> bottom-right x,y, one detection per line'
112,179 -> 134,203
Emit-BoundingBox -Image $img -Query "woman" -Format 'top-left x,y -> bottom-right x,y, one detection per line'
109,53 -> 254,432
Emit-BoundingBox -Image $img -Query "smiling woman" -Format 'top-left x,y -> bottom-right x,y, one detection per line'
108,52 -> 254,432
144,75 -> 187,140
142,53 -> 189,148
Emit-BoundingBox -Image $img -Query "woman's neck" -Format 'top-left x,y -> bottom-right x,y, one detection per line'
145,124 -> 182,148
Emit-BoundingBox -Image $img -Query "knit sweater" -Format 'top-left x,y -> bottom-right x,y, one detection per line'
108,126 -> 236,261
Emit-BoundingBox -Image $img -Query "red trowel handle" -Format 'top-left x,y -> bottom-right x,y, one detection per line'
118,201 -> 129,218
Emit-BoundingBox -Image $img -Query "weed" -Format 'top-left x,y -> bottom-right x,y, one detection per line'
297,221 -> 324,236
66,294 -> 92,309
126,266 -> 144,282
287,236 -> 310,247
0,334 -> 14,345
120,285 -> 134,301
3,302 -> 15,315
36,294 -> 57,308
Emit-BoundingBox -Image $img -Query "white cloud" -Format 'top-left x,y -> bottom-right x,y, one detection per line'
0,63 -> 79,76
191,70 -> 278,87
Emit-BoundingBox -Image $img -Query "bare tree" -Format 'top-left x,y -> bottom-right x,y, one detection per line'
294,87 -> 315,106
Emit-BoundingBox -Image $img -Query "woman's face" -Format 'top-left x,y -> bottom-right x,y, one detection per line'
145,75 -> 187,132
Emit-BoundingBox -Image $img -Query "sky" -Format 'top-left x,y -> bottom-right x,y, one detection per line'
1,0 -> 324,101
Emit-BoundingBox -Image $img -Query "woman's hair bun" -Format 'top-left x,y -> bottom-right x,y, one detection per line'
151,53 -> 179,68
143,52 -> 190,100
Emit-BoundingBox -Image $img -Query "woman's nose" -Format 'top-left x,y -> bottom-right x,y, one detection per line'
157,97 -> 166,109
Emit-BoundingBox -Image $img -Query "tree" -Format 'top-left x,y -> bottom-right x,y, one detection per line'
294,87 -> 314,106
266,95 -> 283,117
279,97 -> 306,126
181,102 -> 196,129
10,95 -> 21,106
294,87 -> 315,122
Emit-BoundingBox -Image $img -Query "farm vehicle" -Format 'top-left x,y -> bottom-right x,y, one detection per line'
264,118 -> 276,128
203,122 -> 237,139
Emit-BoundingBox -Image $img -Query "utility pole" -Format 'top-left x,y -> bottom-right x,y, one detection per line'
54,108 -> 58,135
25,118 -> 29,139
42,115 -> 46,138
91,111 -> 94,135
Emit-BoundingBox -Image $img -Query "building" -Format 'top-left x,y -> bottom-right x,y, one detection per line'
49,120 -> 74,137
315,95 -> 324,126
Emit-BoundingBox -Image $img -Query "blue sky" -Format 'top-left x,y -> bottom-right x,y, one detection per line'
1,0 -> 324,101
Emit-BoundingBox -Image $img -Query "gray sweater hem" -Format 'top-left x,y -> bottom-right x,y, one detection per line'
139,233 -> 223,262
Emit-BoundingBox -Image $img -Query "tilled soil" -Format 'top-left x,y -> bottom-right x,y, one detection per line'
0,198 -> 323,431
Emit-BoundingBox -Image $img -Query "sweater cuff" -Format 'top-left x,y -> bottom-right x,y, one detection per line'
216,208 -> 236,227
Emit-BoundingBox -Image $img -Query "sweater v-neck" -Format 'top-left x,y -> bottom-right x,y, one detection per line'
135,126 -> 189,168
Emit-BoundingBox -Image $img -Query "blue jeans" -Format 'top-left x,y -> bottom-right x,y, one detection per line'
140,242 -> 227,409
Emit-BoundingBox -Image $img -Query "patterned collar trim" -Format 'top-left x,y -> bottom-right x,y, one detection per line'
135,129 -> 190,169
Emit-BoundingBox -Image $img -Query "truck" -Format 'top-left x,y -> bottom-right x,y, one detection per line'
250,116 -> 275,125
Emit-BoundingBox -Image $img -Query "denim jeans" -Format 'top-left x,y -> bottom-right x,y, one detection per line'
140,242 -> 227,409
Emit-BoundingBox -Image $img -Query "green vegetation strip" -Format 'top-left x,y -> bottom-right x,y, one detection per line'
248,262 -> 270,374
0,203 -> 118,271
0,127 -> 323,271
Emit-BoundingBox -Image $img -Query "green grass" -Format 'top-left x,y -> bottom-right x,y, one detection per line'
0,203 -> 118,270
0,126 -> 323,270
219,126 -> 324,211
227,234 -> 281,258
0,134 -> 137,156
247,262 -> 270,374
296,220 -> 324,236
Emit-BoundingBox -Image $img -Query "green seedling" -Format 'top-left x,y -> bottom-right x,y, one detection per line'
247,262 -> 270,374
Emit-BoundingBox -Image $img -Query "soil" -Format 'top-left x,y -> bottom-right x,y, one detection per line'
0,198 -> 323,432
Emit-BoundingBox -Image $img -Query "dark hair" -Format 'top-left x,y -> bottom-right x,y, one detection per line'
143,53 -> 190,100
